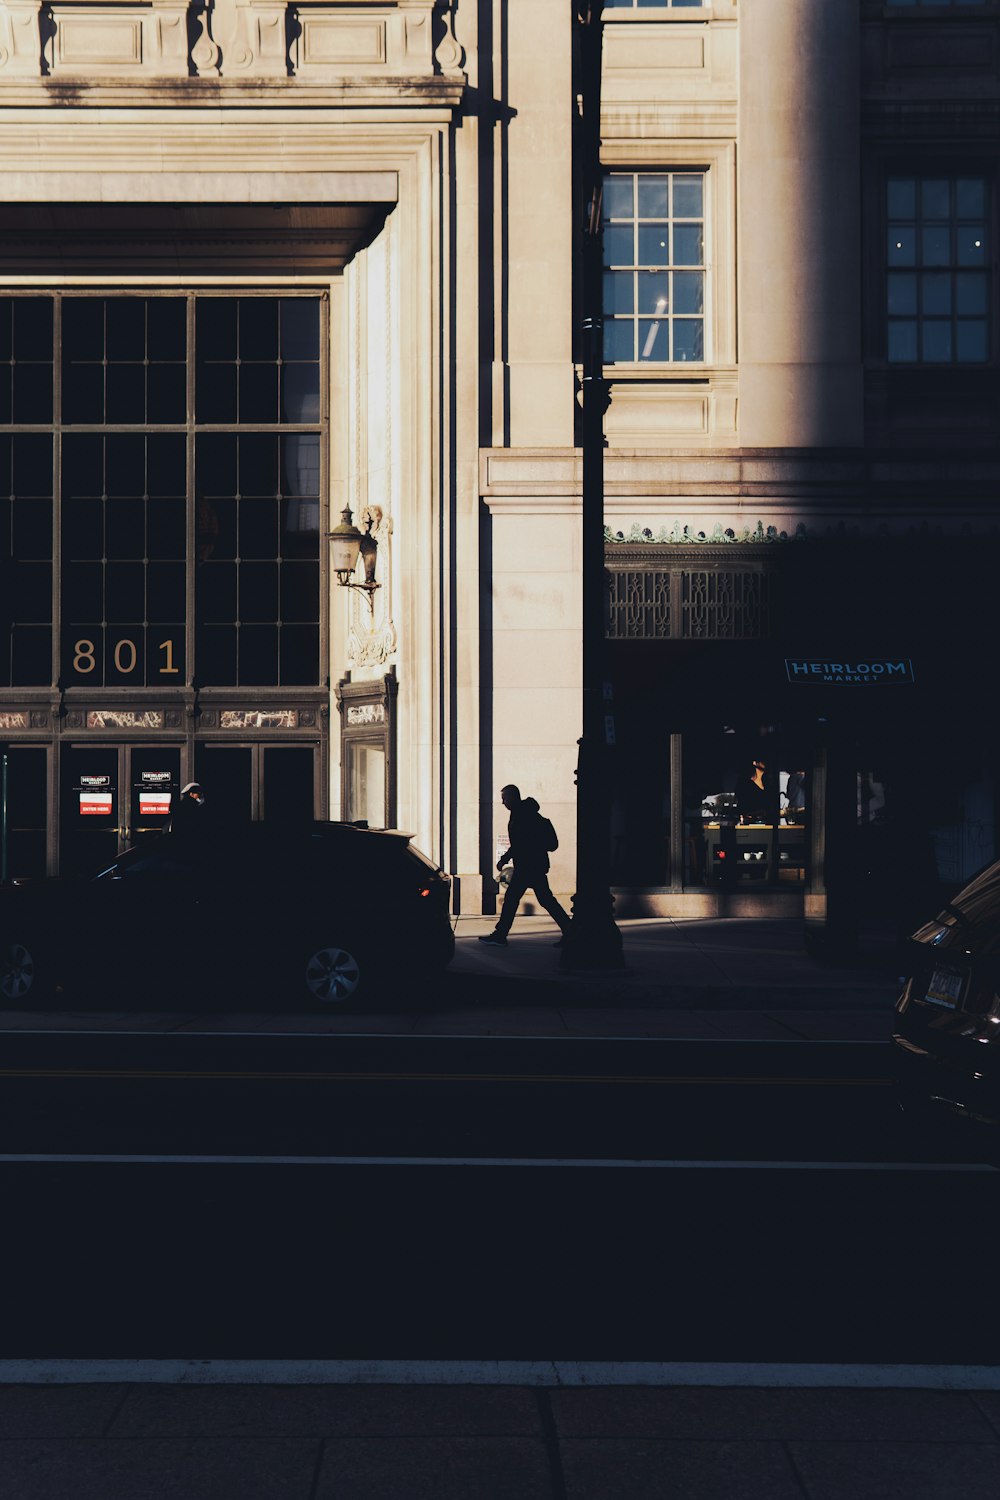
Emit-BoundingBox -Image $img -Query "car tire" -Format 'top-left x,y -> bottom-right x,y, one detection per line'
301,942 -> 373,1009
0,937 -> 48,1005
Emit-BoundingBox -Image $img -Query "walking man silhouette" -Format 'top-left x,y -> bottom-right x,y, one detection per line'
479,785 -> 572,947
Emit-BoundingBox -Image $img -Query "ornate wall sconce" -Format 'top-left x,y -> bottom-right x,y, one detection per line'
329,507 -> 380,610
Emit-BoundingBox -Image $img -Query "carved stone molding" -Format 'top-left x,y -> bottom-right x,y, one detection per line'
432,0 -> 462,76
38,0 -> 191,76
0,0 -> 42,74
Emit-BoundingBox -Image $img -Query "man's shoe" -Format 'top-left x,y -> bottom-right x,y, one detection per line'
478,933 -> 507,946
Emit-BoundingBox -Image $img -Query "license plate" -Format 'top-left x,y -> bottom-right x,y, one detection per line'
924,968 -> 964,1009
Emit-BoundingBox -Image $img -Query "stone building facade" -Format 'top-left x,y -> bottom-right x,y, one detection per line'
1,0 -> 998,936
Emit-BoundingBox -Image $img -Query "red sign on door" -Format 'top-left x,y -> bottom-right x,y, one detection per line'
80,792 -> 113,816
139,793 -> 172,816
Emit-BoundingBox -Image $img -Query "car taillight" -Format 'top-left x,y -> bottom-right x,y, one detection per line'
418,886 -> 432,898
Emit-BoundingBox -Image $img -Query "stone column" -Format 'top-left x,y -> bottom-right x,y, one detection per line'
738,0 -> 863,448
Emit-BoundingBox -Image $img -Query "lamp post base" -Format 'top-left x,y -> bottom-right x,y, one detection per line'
559,892 -> 625,972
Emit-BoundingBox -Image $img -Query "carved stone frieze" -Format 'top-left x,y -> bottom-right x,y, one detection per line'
39,0 -> 191,76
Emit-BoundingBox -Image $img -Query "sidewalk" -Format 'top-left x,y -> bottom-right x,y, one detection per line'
0,1378 -> 997,1499
0,917 -> 902,1043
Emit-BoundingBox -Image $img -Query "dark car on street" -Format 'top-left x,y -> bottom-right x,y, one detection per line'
893,859 -> 1000,1127
0,821 -> 453,1010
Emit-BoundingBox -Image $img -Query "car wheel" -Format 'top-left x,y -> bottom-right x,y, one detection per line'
0,938 -> 43,1004
303,944 -> 367,1007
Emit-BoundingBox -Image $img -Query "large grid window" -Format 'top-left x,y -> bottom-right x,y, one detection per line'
886,177 -> 990,363
0,293 -> 324,690
602,171 -> 706,364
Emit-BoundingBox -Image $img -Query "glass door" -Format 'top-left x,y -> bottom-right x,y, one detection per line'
60,744 -> 182,875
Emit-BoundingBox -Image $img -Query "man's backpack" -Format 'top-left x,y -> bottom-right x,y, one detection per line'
539,816 -> 558,852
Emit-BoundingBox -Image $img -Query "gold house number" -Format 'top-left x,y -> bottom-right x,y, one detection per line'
72,639 -> 180,675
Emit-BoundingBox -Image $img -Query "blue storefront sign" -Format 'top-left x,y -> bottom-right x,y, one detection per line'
784,659 -> 915,685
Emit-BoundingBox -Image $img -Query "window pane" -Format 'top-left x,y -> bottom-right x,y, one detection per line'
105,298 -> 146,361
197,625 -> 237,686
0,366 -> 10,423
12,298 -> 53,359
62,499 -> 102,560
280,299 -> 320,362
106,364 -> 146,424
922,322 -> 952,362
148,499 -> 185,560
672,175 -> 704,218
673,271 -> 704,314
239,497 -> 278,558
921,226 -> 950,266
106,499 -> 144,560
921,273 -> 951,315
147,298 -> 186,361
239,562 -> 279,622
196,299 -> 238,361
63,299 -> 104,362
956,320 -> 988,362
920,180 -> 950,221
239,433 -> 279,496
63,361 -> 104,424
103,434 -> 143,498
280,625 -> 319,686
637,175 -> 668,219
238,298 -> 278,361
13,435 -> 53,496
955,272 -> 988,314
887,272 -> 917,315
281,561 -> 319,623
957,226 -> 987,266
887,179 -> 916,218
888,227 -> 916,266
147,562 -> 184,621
671,321 -> 704,362
281,434 -> 320,498
0,299 -> 11,360
637,271 -> 669,315
280,364 -> 320,423
198,562 -> 237,622
887,321 -> 918,361
196,364 -> 238,424
956,179 -> 986,217
603,319 -> 635,363
239,624 -> 278,686
146,363 -> 186,424
637,225 -> 670,265
603,272 -> 634,315
106,561 -> 144,620
239,363 -> 279,424
602,176 -> 634,220
147,434 -> 186,497
12,365 -> 53,425
672,224 -> 703,265
638,319 -> 669,360
603,224 -> 634,266
11,627 -> 51,687
13,499 -> 52,560
197,432 -> 237,497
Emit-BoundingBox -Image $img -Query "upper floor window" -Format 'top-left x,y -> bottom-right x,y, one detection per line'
605,1 -> 703,9
886,177 -> 990,363
602,171 -> 706,364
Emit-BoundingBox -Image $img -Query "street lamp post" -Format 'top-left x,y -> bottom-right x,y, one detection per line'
561,0 -> 624,972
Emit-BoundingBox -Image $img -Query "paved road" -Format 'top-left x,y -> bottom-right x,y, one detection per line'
1,1028 -> 997,1367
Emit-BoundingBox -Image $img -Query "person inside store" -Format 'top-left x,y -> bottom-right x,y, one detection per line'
738,758 -> 769,824
783,769 -> 807,822
479,784 -> 571,947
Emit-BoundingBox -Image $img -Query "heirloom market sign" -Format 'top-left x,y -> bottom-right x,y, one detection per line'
785,659 -> 915,685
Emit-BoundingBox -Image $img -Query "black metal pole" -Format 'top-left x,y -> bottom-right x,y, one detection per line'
561,0 -> 623,972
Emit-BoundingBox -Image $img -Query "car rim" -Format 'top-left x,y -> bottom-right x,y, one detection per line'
1,943 -> 35,1002
305,946 -> 362,1003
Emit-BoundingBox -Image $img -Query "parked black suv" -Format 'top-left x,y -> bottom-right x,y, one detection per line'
893,860 -> 1000,1126
0,822 -> 454,1010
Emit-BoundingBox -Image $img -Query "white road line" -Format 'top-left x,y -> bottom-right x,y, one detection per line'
0,1153 -> 994,1171
1,1359 -> 999,1389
